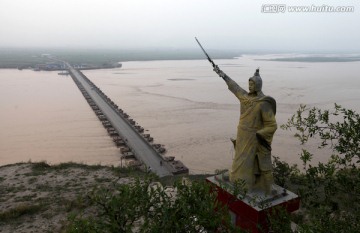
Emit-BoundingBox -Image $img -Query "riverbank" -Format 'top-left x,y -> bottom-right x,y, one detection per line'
0,47 -> 240,70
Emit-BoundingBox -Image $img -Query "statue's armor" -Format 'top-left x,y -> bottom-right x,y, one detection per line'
223,69 -> 277,193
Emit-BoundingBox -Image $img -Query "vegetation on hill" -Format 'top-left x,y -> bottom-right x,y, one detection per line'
274,104 -> 360,232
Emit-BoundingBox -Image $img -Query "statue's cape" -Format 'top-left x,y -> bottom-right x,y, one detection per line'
260,96 -> 276,116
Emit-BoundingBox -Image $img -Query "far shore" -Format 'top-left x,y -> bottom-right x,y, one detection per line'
0,47 -> 241,70
256,55 -> 360,63
2,53 -> 360,71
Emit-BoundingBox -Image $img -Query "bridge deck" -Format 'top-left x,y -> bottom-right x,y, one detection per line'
69,67 -> 174,177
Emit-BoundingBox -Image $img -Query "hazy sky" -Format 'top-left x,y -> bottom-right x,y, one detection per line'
1,0 -> 359,52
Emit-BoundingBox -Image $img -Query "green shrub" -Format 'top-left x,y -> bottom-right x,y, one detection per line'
66,178 -> 243,233
280,104 -> 360,232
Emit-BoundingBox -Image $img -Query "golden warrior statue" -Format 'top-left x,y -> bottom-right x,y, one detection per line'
214,66 -> 277,195
195,37 -> 277,195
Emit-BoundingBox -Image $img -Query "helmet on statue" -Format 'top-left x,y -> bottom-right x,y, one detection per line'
249,68 -> 264,96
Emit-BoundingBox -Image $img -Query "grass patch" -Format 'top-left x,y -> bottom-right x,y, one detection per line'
64,196 -> 90,212
21,161 -> 52,176
5,185 -> 26,194
52,162 -> 103,170
0,203 -> 43,222
14,193 -> 37,202
35,183 -> 52,192
28,177 -> 38,184
159,174 -> 213,186
32,161 -> 51,171
0,162 -> 27,169
94,177 -> 113,183
111,166 -> 147,178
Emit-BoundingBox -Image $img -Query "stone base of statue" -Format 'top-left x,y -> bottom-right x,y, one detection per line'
206,173 -> 300,233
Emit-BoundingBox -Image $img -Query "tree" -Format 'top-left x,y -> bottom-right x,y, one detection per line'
281,103 -> 360,166
279,104 -> 360,232
66,178 -> 244,233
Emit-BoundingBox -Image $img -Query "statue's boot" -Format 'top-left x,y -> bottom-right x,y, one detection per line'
263,171 -> 275,196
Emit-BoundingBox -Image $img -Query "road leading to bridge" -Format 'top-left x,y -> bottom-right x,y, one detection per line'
68,67 -> 173,177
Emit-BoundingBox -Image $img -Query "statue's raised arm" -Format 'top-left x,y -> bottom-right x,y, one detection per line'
214,65 -> 248,98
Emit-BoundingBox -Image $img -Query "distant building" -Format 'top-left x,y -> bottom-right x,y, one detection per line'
40,54 -> 51,58
35,62 -> 63,71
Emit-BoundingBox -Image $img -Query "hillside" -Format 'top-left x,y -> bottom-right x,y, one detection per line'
0,162 -> 136,232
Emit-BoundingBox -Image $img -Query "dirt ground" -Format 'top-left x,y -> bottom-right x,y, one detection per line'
0,162 -> 133,233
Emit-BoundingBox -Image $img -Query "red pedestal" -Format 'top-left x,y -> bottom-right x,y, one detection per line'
206,175 -> 300,233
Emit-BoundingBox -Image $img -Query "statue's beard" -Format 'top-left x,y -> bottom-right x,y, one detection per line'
248,91 -> 257,97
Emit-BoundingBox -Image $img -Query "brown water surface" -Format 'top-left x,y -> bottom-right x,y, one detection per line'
1,56 -> 359,173
0,69 -> 120,166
